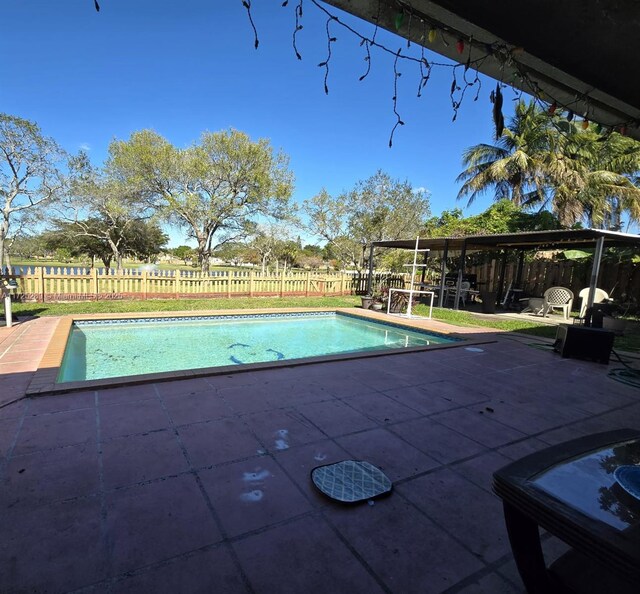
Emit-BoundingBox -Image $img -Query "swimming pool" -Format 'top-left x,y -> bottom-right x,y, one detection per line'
57,311 -> 459,383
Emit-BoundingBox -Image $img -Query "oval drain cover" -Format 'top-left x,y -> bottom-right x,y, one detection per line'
311,460 -> 392,503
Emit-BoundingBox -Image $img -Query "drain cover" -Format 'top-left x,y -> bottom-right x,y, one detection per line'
311,460 -> 392,503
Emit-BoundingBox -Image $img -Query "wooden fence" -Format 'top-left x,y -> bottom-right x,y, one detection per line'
467,258 -> 640,302
7,261 -> 635,304
3,267 -> 407,303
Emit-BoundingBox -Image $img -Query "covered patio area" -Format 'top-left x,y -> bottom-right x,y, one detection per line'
371,228 -> 640,317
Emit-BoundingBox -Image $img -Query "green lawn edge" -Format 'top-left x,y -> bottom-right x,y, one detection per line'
9,296 -> 639,351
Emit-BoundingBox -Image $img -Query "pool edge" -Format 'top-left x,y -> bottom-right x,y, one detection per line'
27,307 -> 494,396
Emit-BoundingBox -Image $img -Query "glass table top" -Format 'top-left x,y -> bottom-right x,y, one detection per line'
532,439 -> 640,530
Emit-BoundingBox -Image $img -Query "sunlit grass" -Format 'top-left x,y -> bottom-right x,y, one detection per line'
10,295 -> 639,351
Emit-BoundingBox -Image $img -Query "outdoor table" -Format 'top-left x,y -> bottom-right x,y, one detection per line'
493,429 -> 640,594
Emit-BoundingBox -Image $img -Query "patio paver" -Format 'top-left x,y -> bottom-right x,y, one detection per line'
1,316 -> 639,592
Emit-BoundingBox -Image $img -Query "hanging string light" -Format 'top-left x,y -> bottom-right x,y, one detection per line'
238,0 -> 637,144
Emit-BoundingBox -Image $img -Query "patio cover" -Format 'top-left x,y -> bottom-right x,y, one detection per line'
324,1 -> 640,140
371,229 -> 640,310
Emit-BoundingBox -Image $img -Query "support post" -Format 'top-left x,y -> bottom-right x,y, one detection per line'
174,269 -> 180,299
249,270 -> 255,297
92,267 -> 99,301
365,243 -> 375,295
280,269 -> 285,297
496,251 -> 508,306
454,240 -> 467,310
3,290 -> 12,328
305,271 -> 311,297
227,271 -> 232,298
420,249 -> 429,284
515,250 -> 525,288
438,240 -> 449,307
38,266 -> 45,303
587,236 -> 605,311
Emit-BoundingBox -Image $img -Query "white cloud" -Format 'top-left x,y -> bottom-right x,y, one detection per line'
79,143 -> 91,152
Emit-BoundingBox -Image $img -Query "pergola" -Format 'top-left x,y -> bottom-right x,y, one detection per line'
370,228 -> 640,310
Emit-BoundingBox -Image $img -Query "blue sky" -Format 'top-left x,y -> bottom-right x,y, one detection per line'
0,0 -> 524,246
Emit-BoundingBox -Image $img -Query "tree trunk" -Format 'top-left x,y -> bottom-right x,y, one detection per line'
200,252 -> 211,274
0,216 -> 8,272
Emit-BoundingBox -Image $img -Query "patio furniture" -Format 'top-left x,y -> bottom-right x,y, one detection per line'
520,296 -> 545,315
493,429 -> 640,594
542,286 -> 574,320
445,281 -> 471,308
578,287 -> 610,318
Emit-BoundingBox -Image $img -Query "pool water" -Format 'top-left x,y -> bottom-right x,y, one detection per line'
57,312 -> 457,382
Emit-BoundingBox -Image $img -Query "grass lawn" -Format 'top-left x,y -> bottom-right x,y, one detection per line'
10,296 -> 640,352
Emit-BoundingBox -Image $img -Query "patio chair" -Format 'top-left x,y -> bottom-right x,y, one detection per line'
519,296 -> 545,315
578,287 -> 609,318
445,281 -> 471,308
543,286 -> 574,320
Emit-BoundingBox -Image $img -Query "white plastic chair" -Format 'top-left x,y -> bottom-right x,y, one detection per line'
542,286 -> 574,320
578,288 -> 609,318
445,281 -> 471,308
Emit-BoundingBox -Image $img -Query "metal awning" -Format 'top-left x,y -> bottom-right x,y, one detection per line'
371,229 -> 640,312
373,228 -> 640,252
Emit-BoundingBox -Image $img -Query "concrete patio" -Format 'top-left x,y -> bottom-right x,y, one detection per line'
1,316 -> 640,593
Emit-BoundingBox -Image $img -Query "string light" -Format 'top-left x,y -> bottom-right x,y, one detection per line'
292,0 -> 303,60
389,48 -> 405,147
242,1 -> 259,49
239,0 -> 637,144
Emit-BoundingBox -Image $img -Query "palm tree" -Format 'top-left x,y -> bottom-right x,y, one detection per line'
456,101 -> 553,207
458,100 -> 640,229
548,123 -> 640,228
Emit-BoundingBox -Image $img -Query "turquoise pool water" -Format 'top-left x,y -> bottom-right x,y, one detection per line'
57,312 -> 458,382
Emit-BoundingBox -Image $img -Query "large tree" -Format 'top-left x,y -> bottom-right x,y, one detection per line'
547,123 -> 640,228
54,153 -> 156,269
45,218 -> 167,268
456,101 -> 553,208
0,114 -> 69,270
303,170 -> 431,270
457,100 -> 640,228
106,129 -> 294,272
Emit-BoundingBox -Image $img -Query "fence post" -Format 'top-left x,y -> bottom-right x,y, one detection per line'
38,266 -> 45,302
280,270 -> 285,297
92,267 -> 98,300
249,270 -> 254,297
174,268 -> 180,299
340,271 -> 346,295
227,271 -> 232,298
142,269 -> 148,300
305,271 -> 311,296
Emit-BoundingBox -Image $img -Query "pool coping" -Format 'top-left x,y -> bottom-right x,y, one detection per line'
27,307 -> 495,396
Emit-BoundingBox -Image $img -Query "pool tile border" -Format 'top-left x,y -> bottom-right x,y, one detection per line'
28,308 -> 494,396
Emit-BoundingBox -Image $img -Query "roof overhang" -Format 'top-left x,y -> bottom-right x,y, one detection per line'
373,229 -> 640,252
324,1 -> 640,140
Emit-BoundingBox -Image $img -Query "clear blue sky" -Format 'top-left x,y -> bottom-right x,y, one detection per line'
0,0 -> 524,246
